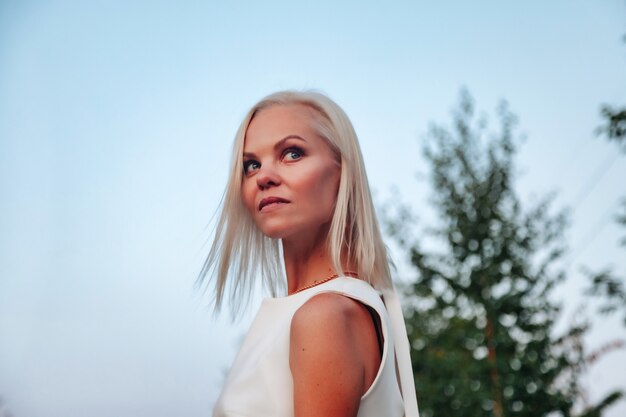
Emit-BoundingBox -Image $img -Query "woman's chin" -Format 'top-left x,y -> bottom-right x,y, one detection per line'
257,223 -> 291,240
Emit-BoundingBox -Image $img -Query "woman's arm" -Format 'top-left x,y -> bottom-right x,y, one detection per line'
289,292 -> 380,417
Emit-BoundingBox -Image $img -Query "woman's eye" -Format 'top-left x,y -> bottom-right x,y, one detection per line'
243,160 -> 260,174
283,147 -> 303,161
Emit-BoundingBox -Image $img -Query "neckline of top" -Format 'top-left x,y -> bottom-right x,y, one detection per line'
263,276 -> 374,303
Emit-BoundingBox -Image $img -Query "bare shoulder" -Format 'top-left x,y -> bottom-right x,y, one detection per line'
289,292 -> 379,417
291,292 -> 367,332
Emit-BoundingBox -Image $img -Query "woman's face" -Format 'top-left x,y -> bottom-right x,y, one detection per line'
241,104 -> 341,242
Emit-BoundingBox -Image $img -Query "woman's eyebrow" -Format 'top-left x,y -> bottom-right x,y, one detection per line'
274,135 -> 307,149
243,135 -> 307,158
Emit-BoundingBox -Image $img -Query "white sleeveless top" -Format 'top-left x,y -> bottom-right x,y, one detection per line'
212,277 -> 420,417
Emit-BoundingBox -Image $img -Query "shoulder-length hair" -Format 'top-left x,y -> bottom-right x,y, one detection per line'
198,90 -> 392,316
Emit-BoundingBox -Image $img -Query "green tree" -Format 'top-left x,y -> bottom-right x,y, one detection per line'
596,35 -> 626,148
586,29 -> 626,327
597,105 -> 626,148
585,115 -> 626,323
386,90 -> 622,417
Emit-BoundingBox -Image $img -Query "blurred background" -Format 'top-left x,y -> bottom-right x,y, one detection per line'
1,1 -> 625,416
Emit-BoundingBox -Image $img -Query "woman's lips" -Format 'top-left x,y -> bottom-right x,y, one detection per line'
258,197 -> 290,212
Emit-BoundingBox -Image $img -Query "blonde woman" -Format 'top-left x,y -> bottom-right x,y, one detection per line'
199,91 -> 419,417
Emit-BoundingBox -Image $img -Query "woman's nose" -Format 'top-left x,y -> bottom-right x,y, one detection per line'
256,164 -> 281,189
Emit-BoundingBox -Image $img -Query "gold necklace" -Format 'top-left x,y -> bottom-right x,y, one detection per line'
292,271 -> 359,294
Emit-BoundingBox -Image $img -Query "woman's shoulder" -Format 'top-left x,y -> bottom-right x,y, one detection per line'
289,291 -> 382,413
292,291 -> 366,326
291,290 -> 379,346
288,277 -> 385,355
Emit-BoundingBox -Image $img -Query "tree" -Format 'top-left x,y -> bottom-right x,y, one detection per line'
596,29 -> 626,145
584,260 -> 626,326
585,124 -> 626,323
385,90 -> 622,417
586,29 -> 626,327
596,34 -> 626,150
597,105 -> 626,149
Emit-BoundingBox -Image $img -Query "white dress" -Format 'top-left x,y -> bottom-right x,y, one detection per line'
212,277 -> 420,417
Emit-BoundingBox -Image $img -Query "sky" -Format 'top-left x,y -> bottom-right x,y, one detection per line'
1,1 -> 625,416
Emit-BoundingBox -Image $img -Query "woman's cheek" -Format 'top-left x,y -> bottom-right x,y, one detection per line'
241,183 -> 255,215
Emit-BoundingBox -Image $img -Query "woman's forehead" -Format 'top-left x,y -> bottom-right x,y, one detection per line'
250,104 -> 318,129
244,105 -> 321,148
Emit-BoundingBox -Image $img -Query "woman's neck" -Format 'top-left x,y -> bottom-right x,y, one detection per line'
282,234 -> 330,294
282,229 -> 356,295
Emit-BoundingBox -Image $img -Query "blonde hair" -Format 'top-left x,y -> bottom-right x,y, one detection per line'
198,90 -> 392,316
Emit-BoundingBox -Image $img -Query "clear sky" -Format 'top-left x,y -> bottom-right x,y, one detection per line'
1,1 -> 625,416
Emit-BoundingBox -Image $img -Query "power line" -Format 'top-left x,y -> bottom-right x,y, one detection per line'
570,150 -> 621,212
564,198 -> 621,272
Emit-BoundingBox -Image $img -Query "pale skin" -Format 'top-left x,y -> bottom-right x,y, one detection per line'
241,104 -> 382,417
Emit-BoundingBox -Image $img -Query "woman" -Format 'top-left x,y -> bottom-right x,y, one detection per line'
199,90 -> 419,417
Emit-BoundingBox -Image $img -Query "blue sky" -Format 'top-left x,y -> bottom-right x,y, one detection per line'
1,1 -> 625,416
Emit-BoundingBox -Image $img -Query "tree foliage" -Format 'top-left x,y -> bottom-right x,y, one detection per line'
587,27 -> 626,329
597,105 -> 626,150
583,188 -> 626,326
386,90 -> 623,417
584,266 -> 626,326
595,32 -> 626,149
